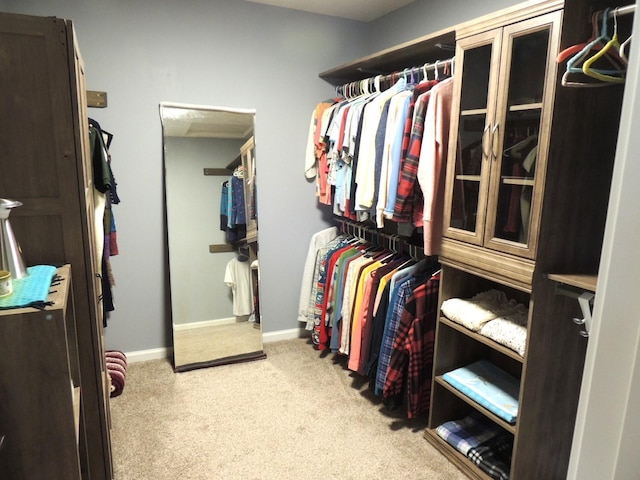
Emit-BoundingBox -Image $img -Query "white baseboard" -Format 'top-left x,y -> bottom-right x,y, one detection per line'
173,317 -> 237,331
124,347 -> 172,363
262,327 -> 309,343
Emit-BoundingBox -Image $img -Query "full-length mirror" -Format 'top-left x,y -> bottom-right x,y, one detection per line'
160,102 -> 264,372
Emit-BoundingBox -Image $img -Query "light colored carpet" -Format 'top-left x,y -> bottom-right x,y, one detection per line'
110,336 -> 466,480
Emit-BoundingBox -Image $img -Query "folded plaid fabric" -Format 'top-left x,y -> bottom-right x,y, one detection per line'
435,411 -> 501,455
467,432 -> 513,480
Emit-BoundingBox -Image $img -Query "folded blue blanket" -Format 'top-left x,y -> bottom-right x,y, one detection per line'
443,360 -> 520,424
0,265 -> 57,310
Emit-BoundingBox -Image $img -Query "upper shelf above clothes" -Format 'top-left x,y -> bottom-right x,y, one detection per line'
318,0 -> 565,85
319,27 -> 455,85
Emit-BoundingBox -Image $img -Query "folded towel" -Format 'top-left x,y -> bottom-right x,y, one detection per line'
480,304 -> 529,357
0,265 -> 57,310
441,290 -> 519,332
106,350 -> 127,397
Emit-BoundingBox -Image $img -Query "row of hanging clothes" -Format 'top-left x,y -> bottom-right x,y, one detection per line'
305,57 -> 455,256
298,221 -> 440,419
220,165 -> 247,244
89,118 -> 120,325
557,4 -> 635,87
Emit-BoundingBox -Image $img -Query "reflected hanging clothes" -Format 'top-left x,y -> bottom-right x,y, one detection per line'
224,256 -> 254,317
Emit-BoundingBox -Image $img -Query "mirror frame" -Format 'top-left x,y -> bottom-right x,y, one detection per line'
160,102 -> 265,372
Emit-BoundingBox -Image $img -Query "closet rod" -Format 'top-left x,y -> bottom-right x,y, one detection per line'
337,219 -> 425,258
599,4 -> 635,19
336,56 -> 455,99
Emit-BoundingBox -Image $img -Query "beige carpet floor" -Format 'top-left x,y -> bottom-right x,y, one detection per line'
110,336 -> 466,480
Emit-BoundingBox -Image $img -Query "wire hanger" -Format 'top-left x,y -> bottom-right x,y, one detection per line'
619,34 -> 632,62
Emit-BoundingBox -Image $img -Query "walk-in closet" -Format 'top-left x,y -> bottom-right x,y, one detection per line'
0,0 -> 638,479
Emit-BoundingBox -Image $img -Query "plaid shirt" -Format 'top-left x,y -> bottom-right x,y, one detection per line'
374,274 -> 416,395
382,272 -> 440,418
393,91 -> 432,224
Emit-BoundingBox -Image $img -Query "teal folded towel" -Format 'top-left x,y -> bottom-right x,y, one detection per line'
0,265 -> 57,310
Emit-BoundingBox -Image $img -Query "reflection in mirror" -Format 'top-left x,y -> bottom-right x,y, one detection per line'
160,103 -> 265,372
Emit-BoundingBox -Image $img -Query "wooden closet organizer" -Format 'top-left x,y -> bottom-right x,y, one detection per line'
319,0 -> 630,478
0,13 -> 113,479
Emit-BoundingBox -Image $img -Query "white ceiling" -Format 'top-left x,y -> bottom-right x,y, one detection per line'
160,104 -> 255,139
244,0 -> 416,22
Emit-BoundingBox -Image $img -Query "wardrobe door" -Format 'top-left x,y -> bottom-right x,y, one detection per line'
483,11 -> 562,259
442,28 -> 502,246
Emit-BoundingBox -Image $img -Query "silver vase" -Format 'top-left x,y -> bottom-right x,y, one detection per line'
0,198 -> 28,279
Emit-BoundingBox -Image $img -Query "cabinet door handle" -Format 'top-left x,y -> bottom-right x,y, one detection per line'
482,124 -> 491,160
491,123 -> 500,160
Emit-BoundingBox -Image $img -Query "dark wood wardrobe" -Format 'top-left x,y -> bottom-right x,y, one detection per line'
0,12 -> 113,479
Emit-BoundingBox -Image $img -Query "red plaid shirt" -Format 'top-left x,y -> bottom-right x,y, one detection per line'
393,83 -> 438,225
383,271 -> 440,418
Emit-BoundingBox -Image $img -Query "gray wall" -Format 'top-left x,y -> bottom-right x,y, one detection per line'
1,0 -> 368,352
165,136 -> 242,325
367,0 -> 522,53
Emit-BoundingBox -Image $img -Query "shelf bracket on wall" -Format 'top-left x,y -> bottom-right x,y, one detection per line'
204,168 -> 233,176
209,244 -> 234,253
548,273 -> 597,338
87,90 -> 107,108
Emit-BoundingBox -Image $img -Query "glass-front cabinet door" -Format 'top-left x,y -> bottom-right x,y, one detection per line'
442,29 -> 502,246
443,11 -> 561,260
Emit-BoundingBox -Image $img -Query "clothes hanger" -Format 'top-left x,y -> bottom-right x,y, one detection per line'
434,60 -> 440,81
620,34 -> 632,62
503,134 -> 538,158
556,12 -> 623,65
562,8 -> 625,87
583,8 -> 626,84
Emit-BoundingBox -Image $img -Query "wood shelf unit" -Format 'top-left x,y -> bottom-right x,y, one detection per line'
313,0 -> 629,478
0,266 -> 83,479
